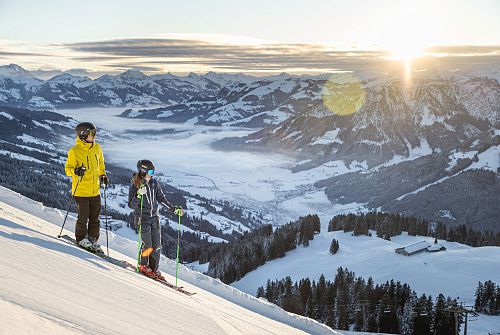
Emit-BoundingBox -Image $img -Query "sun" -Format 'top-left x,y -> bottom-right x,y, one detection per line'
381,17 -> 428,63
384,39 -> 427,87
378,4 -> 431,74
378,8 -> 430,86
388,42 -> 425,63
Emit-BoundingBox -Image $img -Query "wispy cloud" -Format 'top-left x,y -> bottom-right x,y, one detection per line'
61,38 -> 389,73
59,38 -> 500,74
0,50 -> 51,58
427,45 -> 500,56
1,36 -> 499,75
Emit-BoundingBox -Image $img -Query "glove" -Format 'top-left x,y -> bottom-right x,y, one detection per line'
173,206 -> 184,216
137,185 -> 147,197
74,166 -> 86,177
100,175 -> 109,186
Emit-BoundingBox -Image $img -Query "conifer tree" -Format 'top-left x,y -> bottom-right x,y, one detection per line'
330,238 -> 339,254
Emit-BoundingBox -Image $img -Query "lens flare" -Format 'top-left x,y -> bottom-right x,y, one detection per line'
322,73 -> 366,115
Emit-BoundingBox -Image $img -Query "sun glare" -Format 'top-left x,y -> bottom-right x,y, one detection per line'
388,43 -> 425,63
322,73 -> 366,116
386,38 -> 428,87
378,4 -> 431,86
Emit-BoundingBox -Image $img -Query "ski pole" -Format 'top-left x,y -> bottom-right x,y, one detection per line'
136,194 -> 144,273
58,170 -> 83,238
175,207 -> 181,288
103,183 -> 109,256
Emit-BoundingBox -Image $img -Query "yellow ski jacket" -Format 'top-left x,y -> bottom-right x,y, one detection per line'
65,137 -> 106,197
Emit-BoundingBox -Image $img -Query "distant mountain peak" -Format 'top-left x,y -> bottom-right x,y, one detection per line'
65,68 -> 92,77
119,69 -> 147,80
0,63 -> 34,78
3,63 -> 25,71
187,72 -> 201,78
30,69 -> 64,80
47,73 -> 92,87
49,72 -> 77,80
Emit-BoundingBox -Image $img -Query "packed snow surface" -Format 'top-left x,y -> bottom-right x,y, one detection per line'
0,186 -> 338,335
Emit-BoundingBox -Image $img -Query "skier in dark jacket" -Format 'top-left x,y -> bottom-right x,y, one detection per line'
128,159 -> 183,279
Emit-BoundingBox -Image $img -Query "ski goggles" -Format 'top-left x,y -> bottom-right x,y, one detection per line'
139,165 -> 155,175
81,128 -> 96,137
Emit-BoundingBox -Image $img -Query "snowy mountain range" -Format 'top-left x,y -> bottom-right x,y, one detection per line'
227,74 -> 499,164
0,63 -> 266,110
209,74 -> 499,230
1,64 -> 498,230
0,64 -> 327,126
121,72 -> 326,127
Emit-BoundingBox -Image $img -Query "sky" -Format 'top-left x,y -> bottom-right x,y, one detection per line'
0,0 -> 499,76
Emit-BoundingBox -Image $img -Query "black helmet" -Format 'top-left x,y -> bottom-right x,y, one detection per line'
75,122 -> 96,141
137,159 -> 155,176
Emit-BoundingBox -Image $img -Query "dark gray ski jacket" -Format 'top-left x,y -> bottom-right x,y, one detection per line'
128,175 -> 175,218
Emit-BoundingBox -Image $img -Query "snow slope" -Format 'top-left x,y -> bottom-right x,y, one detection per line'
232,228 -> 500,334
0,186 -> 338,335
233,229 -> 500,302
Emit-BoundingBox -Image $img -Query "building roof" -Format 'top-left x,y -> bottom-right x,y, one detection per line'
397,241 -> 432,254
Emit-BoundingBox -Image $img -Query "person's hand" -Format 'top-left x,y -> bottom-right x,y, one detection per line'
173,206 -> 184,216
100,175 -> 109,186
137,186 -> 147,197
74,166 -> 86,177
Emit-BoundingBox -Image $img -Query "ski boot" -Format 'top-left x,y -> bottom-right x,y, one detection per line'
139,264 -> 156,279
77,238 -> 93,250
88,238 -> 104,255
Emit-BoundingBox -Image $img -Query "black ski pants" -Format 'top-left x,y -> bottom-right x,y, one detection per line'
73,195 -> 101,243
135,215 -> 162,272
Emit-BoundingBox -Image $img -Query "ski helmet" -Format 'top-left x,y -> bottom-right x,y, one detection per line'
75,122 -> 97,141
137,159 -> 155,176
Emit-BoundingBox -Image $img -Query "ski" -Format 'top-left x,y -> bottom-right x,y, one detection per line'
58,234 -> 195,296
59,234 -> 125,267
120,259 -> 195,296
157,278 -> 195,296
147,275 -> 195,296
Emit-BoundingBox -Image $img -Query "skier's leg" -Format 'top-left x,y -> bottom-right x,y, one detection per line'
140,219 -> 153,266
87,195 -> 101,241
73,196 -> 90,242
149,216 -> 162,272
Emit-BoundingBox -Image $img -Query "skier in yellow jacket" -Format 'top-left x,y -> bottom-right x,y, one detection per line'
65,122 -> 109,252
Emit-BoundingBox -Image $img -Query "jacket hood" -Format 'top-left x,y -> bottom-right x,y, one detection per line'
75,136 -> 94,150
